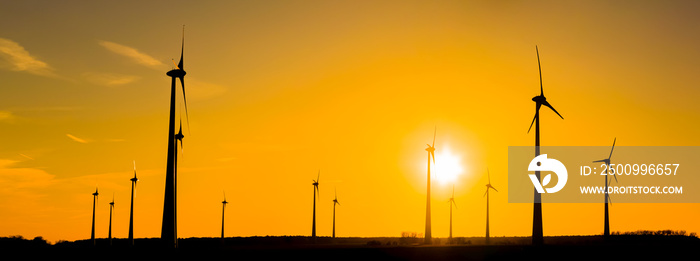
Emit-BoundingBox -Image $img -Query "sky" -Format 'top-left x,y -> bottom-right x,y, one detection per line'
1,1 -> 699,243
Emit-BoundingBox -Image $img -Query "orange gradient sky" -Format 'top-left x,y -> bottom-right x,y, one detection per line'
1,1 -> 699,243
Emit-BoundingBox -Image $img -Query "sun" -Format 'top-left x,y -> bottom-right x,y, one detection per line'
433,146 -> 463,185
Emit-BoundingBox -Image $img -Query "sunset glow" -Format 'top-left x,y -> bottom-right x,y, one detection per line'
0,1 -> 699,245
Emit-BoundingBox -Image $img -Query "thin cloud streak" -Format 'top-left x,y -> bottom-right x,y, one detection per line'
98,40 -> 163,68
83,72 -> 140,86
66,134 -> 89,144
0,38 -> 56,77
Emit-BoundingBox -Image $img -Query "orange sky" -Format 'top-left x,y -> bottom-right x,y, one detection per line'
1,1 -> 699,243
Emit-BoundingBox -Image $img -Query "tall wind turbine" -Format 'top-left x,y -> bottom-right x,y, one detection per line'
424,127 -> 436,245
108,194 -> 114,246
91,187 -> 99,246
527,46 -> 564,245
332,189 -> 340,238
448,185 -> 457,241
594,138 -> 617,237
221,192 -> 228,241
311,171 -> 320,241
161,26 -> 190,248
484,169 -> 498,244
129,161 -> 138,246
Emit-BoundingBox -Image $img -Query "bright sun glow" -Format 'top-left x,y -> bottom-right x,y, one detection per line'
433,146 -> 463,185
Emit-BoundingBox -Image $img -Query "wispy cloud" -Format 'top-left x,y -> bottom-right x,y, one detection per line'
83,72 -> 140,86
98,40 -> 163,68
0,110 -> 14,122
0,38 -> 56,77
66,134 -> 89,144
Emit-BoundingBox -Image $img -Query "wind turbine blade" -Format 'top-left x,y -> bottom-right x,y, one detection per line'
179,77 -> 190,132
452,184 -> 455,198
542,101 -> 564,119
487,168 -> 491,184
178,25 -> 184,70
609,137 -> 616,160
317,170 -> 320,184
431,151 -> 435,164
491,186 -> 498,192
527,113 -> 537,133
432,126 -> 436,147
483,189 -> 487,197
610,167 -> 618,183
536,45 -> 543,97
593,159 -> 607,163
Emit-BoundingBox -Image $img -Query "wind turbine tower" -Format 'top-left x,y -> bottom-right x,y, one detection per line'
424,127 -> 436,245
527,46 -> 564,245
448,185 -> 457,240
91,187 -> 99,246
332,189 -> 340,238
311,171 -> 320,241
108,195 -> 114,246
484,169 -> 498,244
594,138 -> 617,237
161,26 -> 190,248
129,161 -> 138,246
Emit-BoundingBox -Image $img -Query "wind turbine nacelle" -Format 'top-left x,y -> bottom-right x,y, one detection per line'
167,69 -> 186,78
532,96 -> 546,103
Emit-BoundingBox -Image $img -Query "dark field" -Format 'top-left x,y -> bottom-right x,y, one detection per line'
3,234 -> 697,260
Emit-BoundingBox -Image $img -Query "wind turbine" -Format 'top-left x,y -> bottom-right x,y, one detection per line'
129,161 -> 138,246
332,189 -> 340,238
594,138 -> 617,237
311,171 -> 320,241
91,187 -> 99,246
527,46 -> 564,245
484,169 -> 498,244
161,26 -> 190,248
448,185 -> 457,241
108,194 -> 114,246
221,192 -> 228,241
424,127 -> 436,245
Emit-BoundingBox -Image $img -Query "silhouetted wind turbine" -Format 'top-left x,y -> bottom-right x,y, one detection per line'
91,187 -> 98,246
221,192 -> 228,241
128,161 -> 138,246
311,171 -> 320,241
594,138 -> 617,237
448,185 -> 457,240
332,189 -> 340,238
528,46 -> 564,245
484,169 -> 498,244
108,194 -> 114,246
424,127 -> 436,244
162,26 -> 190,248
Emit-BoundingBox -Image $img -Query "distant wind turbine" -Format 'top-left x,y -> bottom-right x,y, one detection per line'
128,161 -> 138,246
91,187 -> 99,246
448,185 -> 457,241
527,46 -> 564,246
311,171 -> 320,241
332,189 -> 340,238
108,194 -> 114,246
424,127 -> 436,245
484,169 -> 498,244
161,26 -> 190,248
593,138 -> 617,237
221,192 -> 228,241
